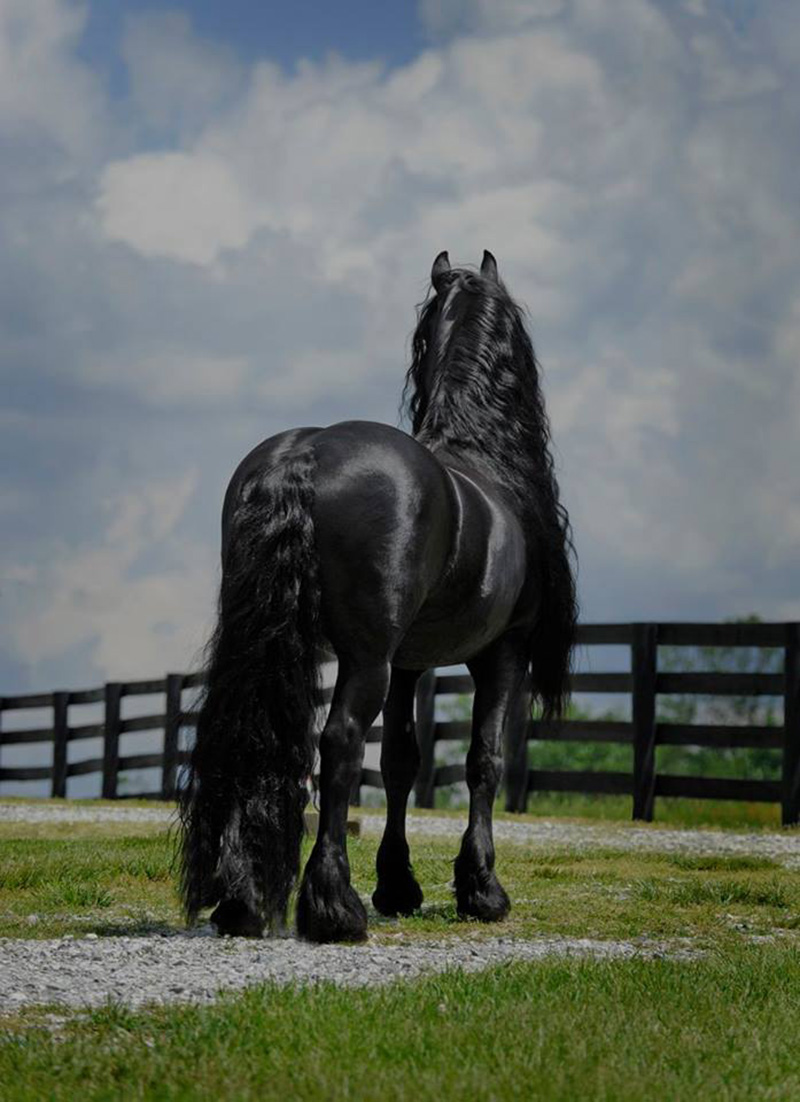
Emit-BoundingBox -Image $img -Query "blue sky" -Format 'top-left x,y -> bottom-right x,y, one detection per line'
1,0 -> 799,704
79,0 -> 424,83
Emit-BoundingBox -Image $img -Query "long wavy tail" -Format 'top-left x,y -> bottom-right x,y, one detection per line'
528,506 -> 579,723
179,448 -> 321,931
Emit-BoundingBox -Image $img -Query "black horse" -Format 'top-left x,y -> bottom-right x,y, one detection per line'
179,250 -> 577,943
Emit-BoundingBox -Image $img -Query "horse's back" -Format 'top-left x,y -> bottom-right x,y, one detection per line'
224,419 -> 528,666
310,423 -> 529,666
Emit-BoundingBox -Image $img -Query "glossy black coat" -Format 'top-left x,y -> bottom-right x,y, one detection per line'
225,421 -> 530,670
180,250 -> 577,944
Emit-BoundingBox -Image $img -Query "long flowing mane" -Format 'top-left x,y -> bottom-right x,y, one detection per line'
404,267 -> 578,717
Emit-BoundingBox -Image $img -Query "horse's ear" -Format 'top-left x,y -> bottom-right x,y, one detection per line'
481,250 -> 498,282
431,250 -> 450,292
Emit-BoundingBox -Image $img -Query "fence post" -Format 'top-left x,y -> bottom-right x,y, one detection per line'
51,691 -> 70,799
414,669 -> 437,808
782,623 -> 800,827
504,685 -> 530,812
102,682 -> 122,799
632,623 -> 658,821
162,674 -> 183,801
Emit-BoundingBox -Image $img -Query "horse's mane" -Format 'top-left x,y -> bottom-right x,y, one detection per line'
404,269 -> 567,544
403,267 -> 578,714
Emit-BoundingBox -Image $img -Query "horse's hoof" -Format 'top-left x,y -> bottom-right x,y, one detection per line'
453,854 -> 511,922
372,874 -> 424,917
374,838 -> 423,917
210,899 -> 265,938
296,878 -> 368,943
296,845 -> 368,943
455,880 -> 511,922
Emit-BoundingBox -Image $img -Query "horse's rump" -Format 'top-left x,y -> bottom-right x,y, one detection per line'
227,419 -> 532,669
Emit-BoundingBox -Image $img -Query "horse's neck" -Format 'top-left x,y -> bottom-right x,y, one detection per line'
422,442 -> 517,508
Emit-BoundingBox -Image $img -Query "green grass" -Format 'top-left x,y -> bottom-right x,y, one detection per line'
3,803 -> 800,1098
0,833 -> 179,938
3,790 -> 790,829
498,792 -> 786,830
1,816 -> 798,945
521,741 -> 784,783
3,947 -> 800,1100
421,787 -> 788,829
630,876 -> 790,909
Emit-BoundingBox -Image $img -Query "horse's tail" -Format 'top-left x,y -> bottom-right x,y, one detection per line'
528,506 -> 579,722
179,448 -> 321,931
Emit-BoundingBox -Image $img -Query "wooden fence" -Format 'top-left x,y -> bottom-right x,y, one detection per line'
1,622 -> 798,824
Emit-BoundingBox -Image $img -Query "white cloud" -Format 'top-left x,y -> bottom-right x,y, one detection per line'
690,31 -> 778,102
121,10 -> 245,135
83,351 -> 252,405
2,0 -> 800,691
774,296 -> 800,366
96,28 -> 610,283
98,152 -> 258,265
0,0 -> 107,157
260,349 -> 369,402
419,0 -> 567,36
6,471 -> 212,681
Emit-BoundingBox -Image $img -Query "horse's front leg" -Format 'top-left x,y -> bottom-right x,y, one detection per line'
296,660 -> 390,943
455,635 -> 528,921
373,666 -> 423,917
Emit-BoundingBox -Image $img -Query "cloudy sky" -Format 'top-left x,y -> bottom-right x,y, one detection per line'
1,0 -> 798,694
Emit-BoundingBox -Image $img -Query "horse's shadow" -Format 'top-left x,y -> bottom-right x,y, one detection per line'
367,899 -> 462,927
88,918 -> 213,939
88,899 -> 464,940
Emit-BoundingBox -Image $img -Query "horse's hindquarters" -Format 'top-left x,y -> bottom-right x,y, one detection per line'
310,421 -> 456,664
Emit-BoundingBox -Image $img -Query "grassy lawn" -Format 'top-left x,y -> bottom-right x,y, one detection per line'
0,801 -> 798,943
2,801 -> 800,1099
414,792 -> 787,830
504,792 -> 786,830
2,790 -> 790,828
3,947 -> 800,1100
2,830 -> 798,944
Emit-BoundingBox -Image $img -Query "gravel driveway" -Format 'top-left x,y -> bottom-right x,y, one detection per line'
370,815 -> 800,867
1,802 -> 795,1013
2,802 -> 798,865
0,931 -> 698,1013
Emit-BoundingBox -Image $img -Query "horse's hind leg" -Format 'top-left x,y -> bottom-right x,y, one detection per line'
296,660 -> 391,943
455,634 -> 528,922
372,667 -> 424,917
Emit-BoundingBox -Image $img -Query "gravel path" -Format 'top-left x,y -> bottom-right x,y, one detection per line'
1,803 -> 795,1013
370,815 -> 800,868
0,804 -> 175,825
3,804 -> 796,866
0,932 -> 697,1013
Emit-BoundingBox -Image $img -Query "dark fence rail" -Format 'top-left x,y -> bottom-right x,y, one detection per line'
1,623 -> 798,824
